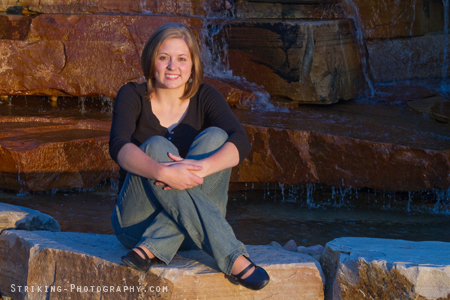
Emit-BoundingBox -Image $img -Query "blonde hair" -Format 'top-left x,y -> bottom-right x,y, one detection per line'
141,23 -> 203,100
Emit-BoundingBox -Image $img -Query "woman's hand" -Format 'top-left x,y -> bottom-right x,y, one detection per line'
155,159 -> 204,190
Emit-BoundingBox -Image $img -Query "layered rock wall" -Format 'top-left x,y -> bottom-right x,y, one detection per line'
213,20 -> 365,103
0,14 -> 204,98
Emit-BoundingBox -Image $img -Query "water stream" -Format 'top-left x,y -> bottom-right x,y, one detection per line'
442,0 -> 450,93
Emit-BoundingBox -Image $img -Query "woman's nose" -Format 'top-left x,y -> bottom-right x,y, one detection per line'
166,59 -> 175,70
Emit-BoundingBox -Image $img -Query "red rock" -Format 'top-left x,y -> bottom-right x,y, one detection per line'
341,0 -> 446,39
230,102 -> 450,191
213,19 -> 365,104
0,0 -> 209,15
0,116 -> 119,192
203,77 -> 260,107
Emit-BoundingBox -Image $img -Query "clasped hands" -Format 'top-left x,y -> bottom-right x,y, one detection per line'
154,152 -> 207,190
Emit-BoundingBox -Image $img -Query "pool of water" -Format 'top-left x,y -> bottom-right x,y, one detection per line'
1,183 -> 449,248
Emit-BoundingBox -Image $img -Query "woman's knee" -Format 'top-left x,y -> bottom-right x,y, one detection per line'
139,136 -> 178,160
195,127 -> 228,149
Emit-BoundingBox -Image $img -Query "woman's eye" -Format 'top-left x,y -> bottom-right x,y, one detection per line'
159,56 -> 167,60
179,57 -> 187,61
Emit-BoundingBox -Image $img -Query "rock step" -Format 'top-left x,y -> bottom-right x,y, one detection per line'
0,230 -> 324,300
0,116 -> 118,191
232,101 -> 450,191
321,237 -> 450,300
1,97 -> 450,192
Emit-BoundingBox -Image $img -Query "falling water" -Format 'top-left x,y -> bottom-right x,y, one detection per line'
201,12 -> 288,112
442,0 -> 450,93
340,0 -> 375,96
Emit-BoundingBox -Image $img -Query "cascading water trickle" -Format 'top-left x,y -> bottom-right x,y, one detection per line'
340,0 -> 375,96
442,0 -> 450,93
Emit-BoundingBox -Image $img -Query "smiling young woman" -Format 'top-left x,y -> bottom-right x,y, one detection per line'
109,23 -> 270,291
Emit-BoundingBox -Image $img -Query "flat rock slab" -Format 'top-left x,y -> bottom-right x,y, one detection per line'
407,96 -> 448,114
232,99 -> 450,191
0,230 -> 324,300
321,237 -> 450,300
0,203 -> 60,232
430,101 -> 450,123
0,116 -> 119,191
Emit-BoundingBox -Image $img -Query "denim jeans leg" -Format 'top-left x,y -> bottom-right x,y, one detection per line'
141,127 -> 248,275
112,128 -> 248,275
111,136 -> 187,264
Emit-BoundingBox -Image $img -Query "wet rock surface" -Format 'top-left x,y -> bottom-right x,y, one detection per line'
0,230 -> 324,300
0,115 -> 118,191
213,19 -> 365,104
367,33 -> 450,82
321,237 -> 450,300
0,202 -> 60,232
232,99 -> 450,191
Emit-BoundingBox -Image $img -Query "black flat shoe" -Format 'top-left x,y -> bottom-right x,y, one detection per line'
233,259 -> 270,290
121,247 -> 158,272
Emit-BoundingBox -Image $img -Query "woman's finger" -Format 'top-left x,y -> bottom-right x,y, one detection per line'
168,152 -> 183,161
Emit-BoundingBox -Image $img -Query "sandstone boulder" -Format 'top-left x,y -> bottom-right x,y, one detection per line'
236,1 -> 345,19
0,230 -> 325,300
0,0 -> 209,16
367,33 -> 450,82
0,14 -> 204,98
341,0 -> 447,39
321,237 -> 450,300
231,102 -> 450,191
0,116 -> 119,191
213,19 -> 365,104
0,203 -> 60,232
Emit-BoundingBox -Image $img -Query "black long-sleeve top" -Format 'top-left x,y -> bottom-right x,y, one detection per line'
109,82 -> 252,191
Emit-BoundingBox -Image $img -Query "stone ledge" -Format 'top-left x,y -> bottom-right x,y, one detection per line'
321,237 -> 450,300
0,230 -> 325,300
0,203 -> 60,232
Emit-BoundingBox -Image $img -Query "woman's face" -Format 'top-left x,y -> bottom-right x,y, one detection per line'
153,37 -> 193,92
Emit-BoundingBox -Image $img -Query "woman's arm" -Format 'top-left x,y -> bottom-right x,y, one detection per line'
118,143 -> 204,190
167,141 -> 239,178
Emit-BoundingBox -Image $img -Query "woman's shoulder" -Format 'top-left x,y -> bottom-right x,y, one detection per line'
118,81 -> 148,98
195,83 -> 225,103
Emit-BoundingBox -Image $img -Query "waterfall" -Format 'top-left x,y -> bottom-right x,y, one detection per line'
442,0 -> 450,93
340,0 -> 375,96
201,15 -> 287,111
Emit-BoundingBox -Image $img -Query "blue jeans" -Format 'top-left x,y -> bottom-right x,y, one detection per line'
111,127 -> 249,275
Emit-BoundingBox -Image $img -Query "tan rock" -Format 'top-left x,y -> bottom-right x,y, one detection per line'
0,116 -> 119,191
214,19 -> 365,104
341,0 -> 446,39
0,203 -> 60,232
321,237 -> 450,300
367,33 -> 450,82
0,230 -> 325,300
